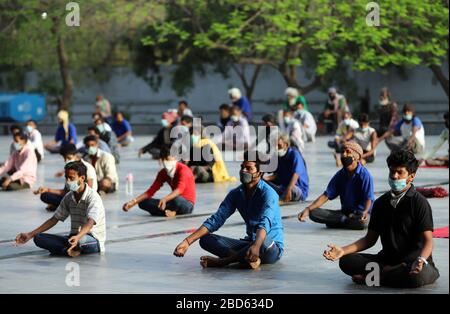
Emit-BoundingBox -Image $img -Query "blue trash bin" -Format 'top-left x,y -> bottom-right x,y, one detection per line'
0,93 -> 46,122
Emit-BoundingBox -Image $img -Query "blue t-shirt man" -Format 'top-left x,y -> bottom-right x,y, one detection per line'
233,96 -> 253,122
55,123 -> 77,145
203,179 -> 284,255
274,147 -> 309,200
325,163 -> 375,214
112,119 -> 132,138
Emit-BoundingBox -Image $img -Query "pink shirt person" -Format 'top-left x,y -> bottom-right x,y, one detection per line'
0,143 -> 38,186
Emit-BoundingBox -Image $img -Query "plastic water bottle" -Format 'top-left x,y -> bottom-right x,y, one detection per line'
125,173 -> 134,196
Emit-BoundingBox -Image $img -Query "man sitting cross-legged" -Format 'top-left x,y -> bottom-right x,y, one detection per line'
122,146 -> 196,217
323,150 -> 439,288
173,151 -> 284,269
15,161 -> 106,257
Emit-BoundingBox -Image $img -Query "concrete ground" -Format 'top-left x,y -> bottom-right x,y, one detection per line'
0,134 -> 448,294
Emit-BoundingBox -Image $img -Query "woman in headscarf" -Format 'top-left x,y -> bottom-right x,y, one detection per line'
44,110 -> 78,154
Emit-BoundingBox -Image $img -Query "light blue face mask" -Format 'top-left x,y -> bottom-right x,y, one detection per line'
13,142 -> 23,151
97,124 -> 105,133
161,119 -> 169,127
361,127 -> 370,132
191,134 -> 200,145
66,180 -> 80,192
25,125 -> 33,133
388,177 -> 408,192
87,146 -> 98,156
284,117 -> 293,124
344,119 -> 351,126
403,114 -> 413,121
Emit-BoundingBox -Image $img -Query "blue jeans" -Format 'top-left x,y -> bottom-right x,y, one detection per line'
40,192 -> 64,207
138,196 -> 194,216
33,233 -> 100,256
266,181 -> 304,201
199,234 -> 282,264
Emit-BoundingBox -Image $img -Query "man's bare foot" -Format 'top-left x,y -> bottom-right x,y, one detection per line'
239,258 -> 261,270
351,274 -> 366,284
200,256 -> 226,268
67,246 -> 81,258
165,209 -> 177,217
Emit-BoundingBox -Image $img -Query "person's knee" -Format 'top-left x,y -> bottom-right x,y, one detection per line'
338,255 -> 355,275
33,233 -> 44,248
199,234 -> 214,251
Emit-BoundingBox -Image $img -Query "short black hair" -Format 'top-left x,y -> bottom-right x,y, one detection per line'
59,143 -> 78,157
178,100 -> 189,107
114,111 -> 124,118
359,113 -> 370,124
219,103 -> 230,111
87,126 -> 100,135
94,117 -> 105,124
180,115 -> 193,124
159,145 -> 173,160
83,135 -> 98,146
262,114 -> 276,124
65,160 -> 87,178
386,150 -> 419,174
13,131 -> 28,141
27,119 -> 37,126
10,124 -> 21,133
243,150 -> 268,172
444,111 -> 449,120
403,103 -> 415,114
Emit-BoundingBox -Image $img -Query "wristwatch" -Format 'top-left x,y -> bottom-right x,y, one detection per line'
417,256 -> 429,266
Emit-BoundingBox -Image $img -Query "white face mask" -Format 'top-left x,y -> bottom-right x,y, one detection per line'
163,160 -> 177,178
344,119 -> 351,126
25,125 -> 34,133
231,115 -> 239,122
278,148 -> 288,157
380,99 -> 389,106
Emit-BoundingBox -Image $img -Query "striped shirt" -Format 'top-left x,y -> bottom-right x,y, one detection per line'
53,185 -> 106,252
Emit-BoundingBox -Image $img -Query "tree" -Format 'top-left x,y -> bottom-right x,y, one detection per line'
0,0 -> 156,109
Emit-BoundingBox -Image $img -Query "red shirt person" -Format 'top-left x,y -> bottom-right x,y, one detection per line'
122,146 -> 196,217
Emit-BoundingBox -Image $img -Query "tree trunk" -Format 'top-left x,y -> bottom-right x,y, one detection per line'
430,64 -> 449,98
56,35 -> 74,111
51,17 -> 74,111
232,64 -> 263,102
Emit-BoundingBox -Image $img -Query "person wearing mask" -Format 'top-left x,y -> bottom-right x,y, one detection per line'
44,110 -> 77,154
264,134 -> 309,204
139,111 -> 178,159
173,151 -> 284,269
0,132 -> 37,191
188,128 -> 237,183
352,114 -> 378,165
122,146 -> 196,217
34,144 -> 97,211
25,120 -> 44,163
379,103 -> 426,154
84,135 -> 118,195
323,150 -> 440,288
217,104 -> 231,133
298,142 -> 374,230
279,110 -> 305,153
15,161 -> 106,257
93,117 -> 120,164
293,101 -> 317,143
328,111 -> 359,167
228,87 -> 252,122
218,106 -> 251,150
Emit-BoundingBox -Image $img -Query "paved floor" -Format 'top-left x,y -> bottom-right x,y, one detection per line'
0,134 -> 448,294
